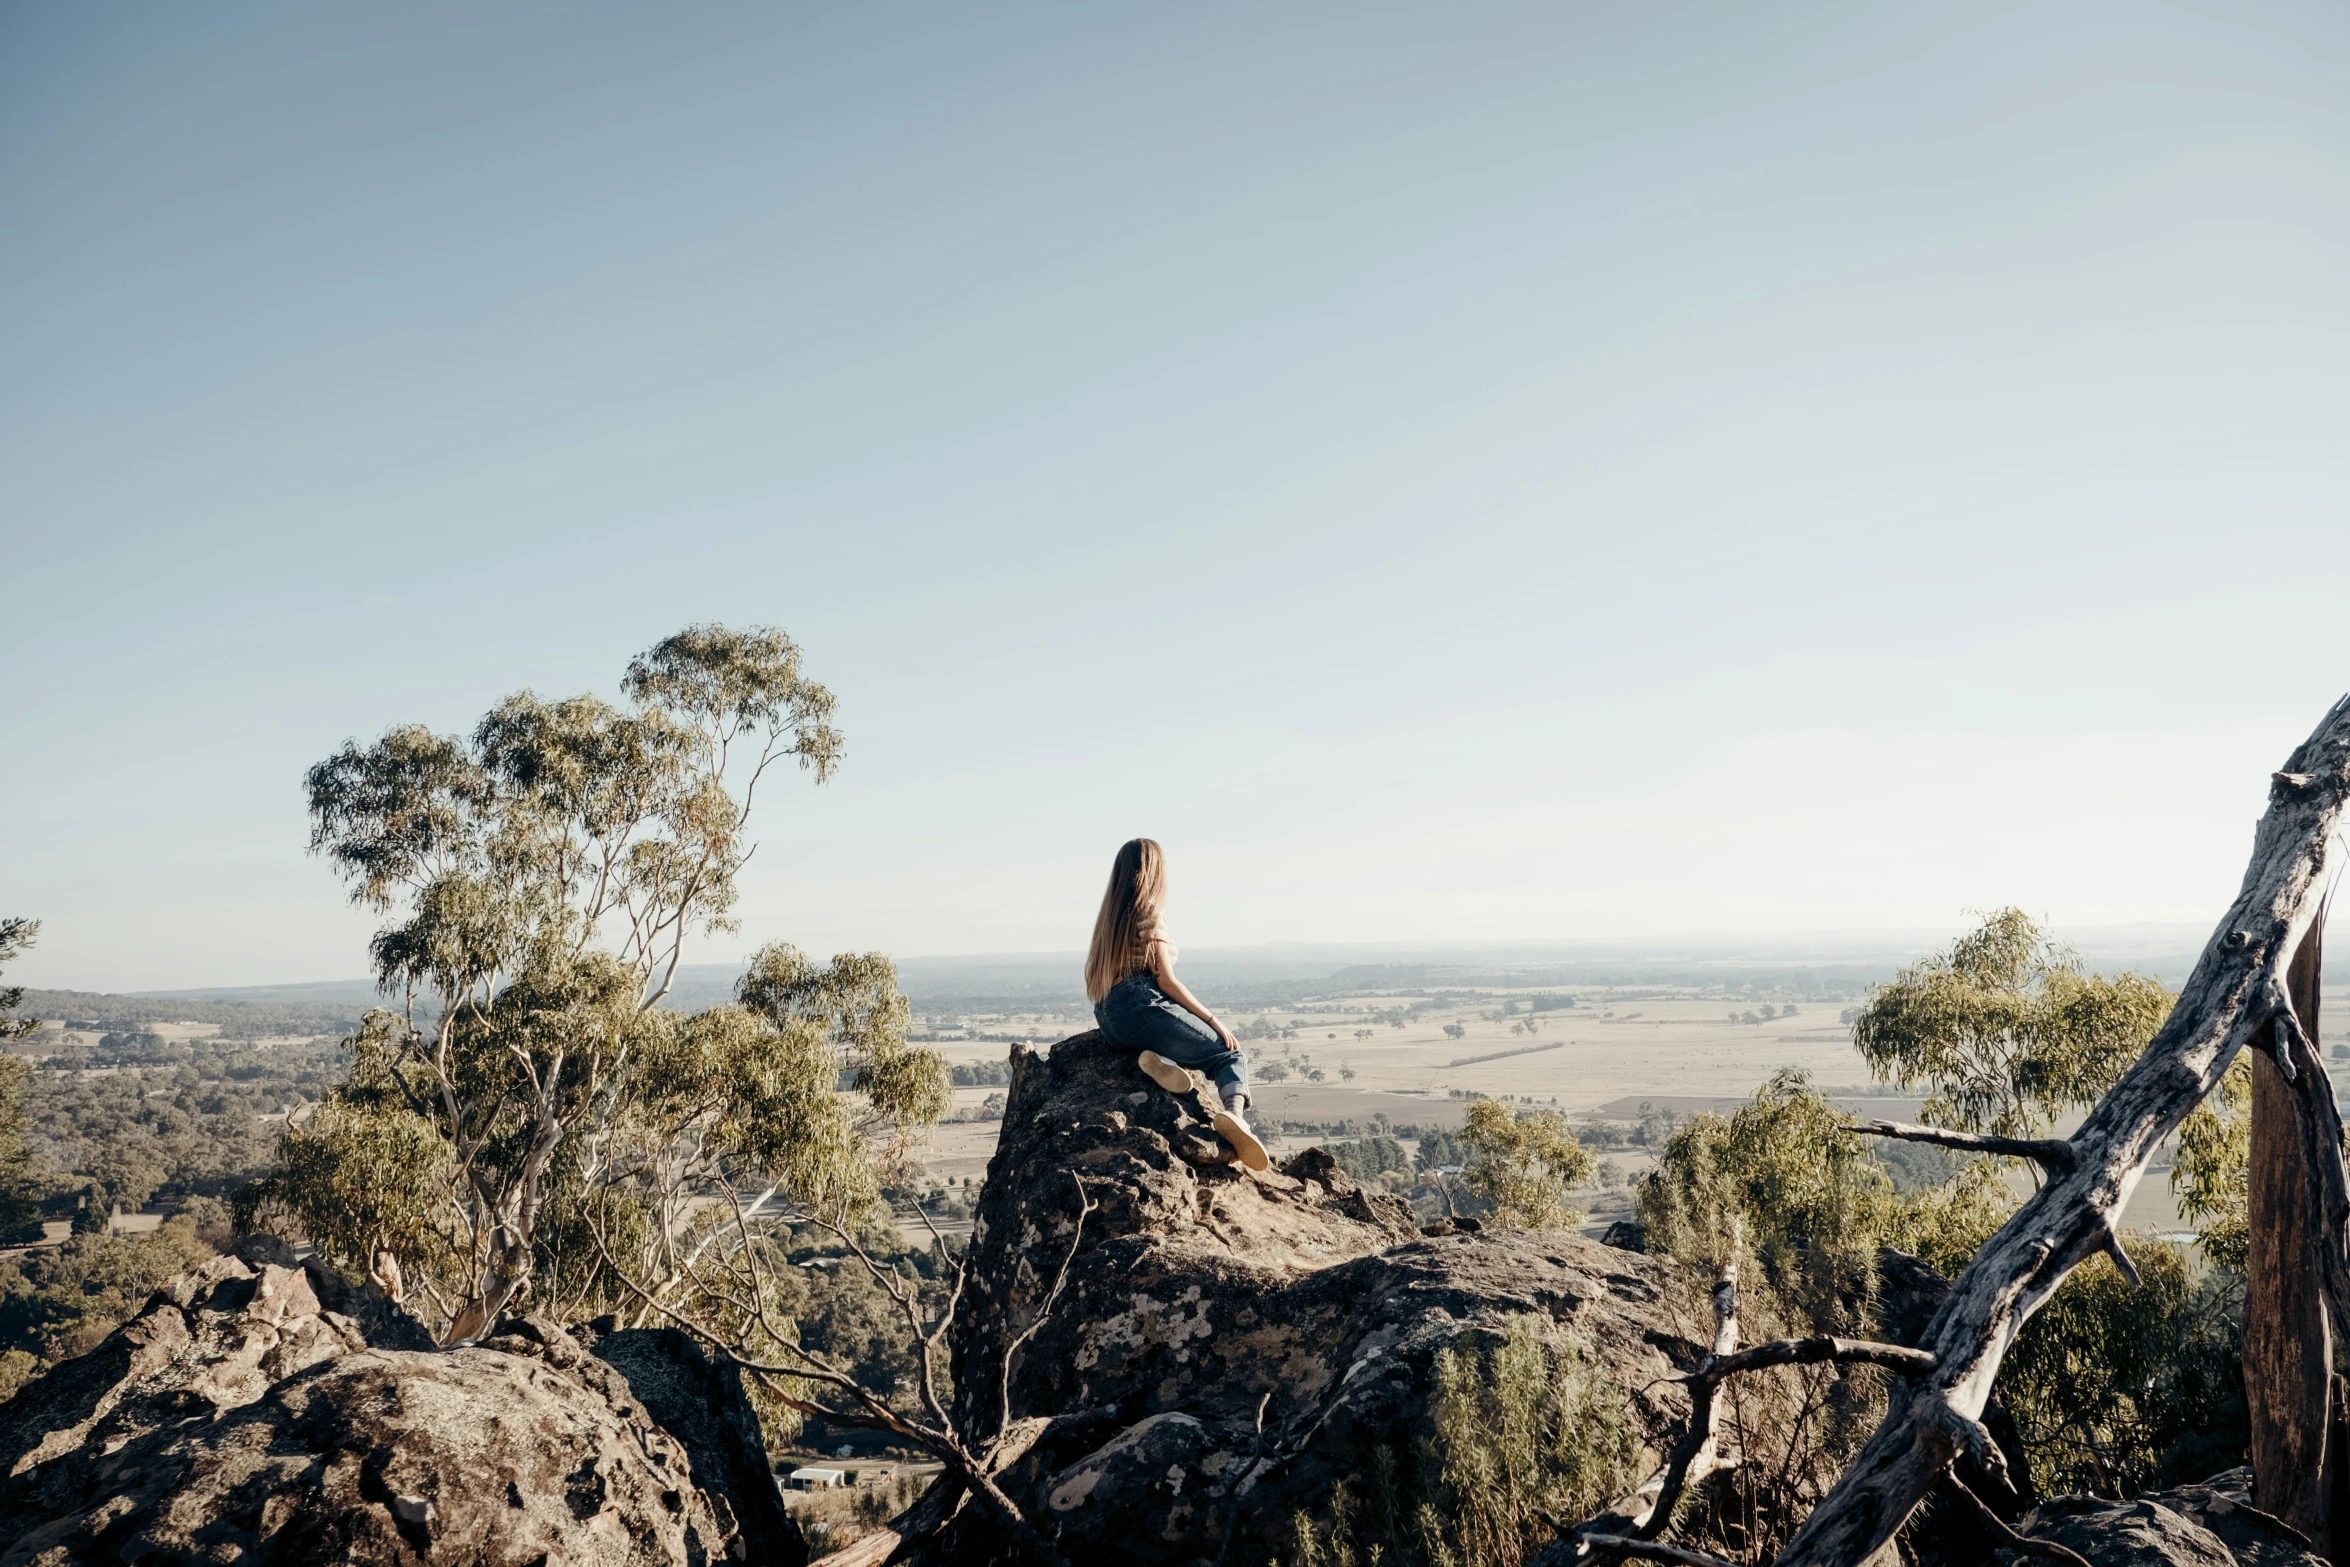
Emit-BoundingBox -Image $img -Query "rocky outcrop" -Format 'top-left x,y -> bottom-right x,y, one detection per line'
925,1031 -> 1704,1566
0,1239 -> 803,1567
2025,1471 -> 2327,1567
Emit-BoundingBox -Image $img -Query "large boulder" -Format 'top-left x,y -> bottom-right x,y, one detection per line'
2025,1471 -> 2326,1567
923,1031 -> 1704,1566
0,1240 -> 804,1566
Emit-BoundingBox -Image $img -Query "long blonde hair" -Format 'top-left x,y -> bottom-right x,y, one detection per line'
1086,837 -> 1167,1003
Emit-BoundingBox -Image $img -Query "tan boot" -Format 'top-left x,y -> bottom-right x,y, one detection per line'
1138,1050 -> 1200,1095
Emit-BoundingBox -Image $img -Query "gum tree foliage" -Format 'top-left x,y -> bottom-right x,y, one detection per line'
1630,1073 -> 2016,1555
0,918 -> 38,1041
1633,1069 -> 2012,1334
0,919 -> 39,1242
1851,907 -> 2251,1266
1637,1047 -> 2240,1519
1460,1099 -> 1595,1229
1850,908 -> 2171,1149
271,626 -> 948,1341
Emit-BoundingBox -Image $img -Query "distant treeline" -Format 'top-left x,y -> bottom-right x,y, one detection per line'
1322,962 -> 1883,997
15,989 -> 365,1041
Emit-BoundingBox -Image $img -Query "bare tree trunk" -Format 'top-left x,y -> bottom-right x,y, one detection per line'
1773,699 -> 2350,1567
2248,924 -> 2334,1551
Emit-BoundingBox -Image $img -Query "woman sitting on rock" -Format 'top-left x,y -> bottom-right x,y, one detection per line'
1085,837 -> 1269,1170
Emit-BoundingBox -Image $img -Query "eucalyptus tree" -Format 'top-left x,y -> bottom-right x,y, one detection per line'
0,917 -> 38,1040
0,918 -> 37,1238
279,625 -> 948,1341
1460,1098 -> 1595,1229
1850,909 -> 2171,1154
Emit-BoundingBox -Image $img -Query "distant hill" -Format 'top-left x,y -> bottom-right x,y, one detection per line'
17,985 -> 368,1038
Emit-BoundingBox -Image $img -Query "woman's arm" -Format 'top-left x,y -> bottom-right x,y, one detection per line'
1151,953 -> 1240,1051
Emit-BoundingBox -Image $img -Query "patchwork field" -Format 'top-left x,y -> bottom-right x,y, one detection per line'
909,982 -> 2269,1236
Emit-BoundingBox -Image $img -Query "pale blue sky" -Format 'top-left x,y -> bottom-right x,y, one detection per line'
5,2 -> 2349,991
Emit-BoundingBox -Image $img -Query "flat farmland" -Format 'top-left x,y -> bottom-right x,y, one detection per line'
912,991 -> 1875,1173
927,991 -> 1873,1112
1250,996 -> 1866,1109
909,990 -> 2201,1233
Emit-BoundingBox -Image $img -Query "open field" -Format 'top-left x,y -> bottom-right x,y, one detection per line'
905,977 -> 2331,1238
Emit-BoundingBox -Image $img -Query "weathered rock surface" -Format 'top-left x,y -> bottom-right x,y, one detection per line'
2024,1470 -> 2327,1567
923,1031 -> 1705,1566
0,1239 -> 803,1566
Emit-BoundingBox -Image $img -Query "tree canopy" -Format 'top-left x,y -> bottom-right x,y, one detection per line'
0,919 -> 38,1242
262,625 -> 947,1343
1460,1099 -> 1594,1229
0,918 -> 39,1041
1850,908 -> 2171,1144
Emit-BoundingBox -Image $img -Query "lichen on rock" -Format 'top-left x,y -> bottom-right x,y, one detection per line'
924,1030 -> 1698,1565
0,1238 -> 803,1567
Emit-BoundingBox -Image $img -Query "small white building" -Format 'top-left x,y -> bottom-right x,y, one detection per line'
784,1468 -> 850,1490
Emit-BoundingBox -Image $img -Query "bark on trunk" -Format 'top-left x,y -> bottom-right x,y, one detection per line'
2247,924 -> 2333,1551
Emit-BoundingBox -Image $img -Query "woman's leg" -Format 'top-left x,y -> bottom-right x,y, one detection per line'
1142,1014 -> 1246,1106
1103,988 -> 1247,1105
1195,1045 -> 1247,1107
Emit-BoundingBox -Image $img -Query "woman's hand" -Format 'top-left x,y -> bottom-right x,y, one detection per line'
1215,1022 -> 1241,1053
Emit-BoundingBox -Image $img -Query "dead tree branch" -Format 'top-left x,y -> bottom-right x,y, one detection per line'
586,1184 -> 1079,1567
1565,1335 -> 1935,1560
1563,1225 -> 1753,1555
818,1406 -> 1121,1567
1686,1337 -> 1939,1383
1000,1172 -> 1097,1436
1855,1120 -> 2078,1174
1575,1534 -> 1738,1567
1775,697 -> 2350,1566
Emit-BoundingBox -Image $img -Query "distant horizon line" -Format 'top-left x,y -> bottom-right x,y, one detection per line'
79,920 -> 2233,1001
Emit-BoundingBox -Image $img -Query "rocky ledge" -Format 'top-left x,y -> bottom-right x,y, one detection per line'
920,1030 -> 1706,1566
2028,1472 -> 2326,1567
0,1239 -> 802,1567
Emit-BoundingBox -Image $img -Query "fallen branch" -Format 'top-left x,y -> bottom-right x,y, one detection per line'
1683,1336 -> 1937,1383
817,1474 -> 968,1567
1576,1534 -> 1737,1567
1776,697 -> 2350,1566
1559,1227 -> 1746,1555
1855,1120 -> 2077,1174
1569,1334 -> 1934,1560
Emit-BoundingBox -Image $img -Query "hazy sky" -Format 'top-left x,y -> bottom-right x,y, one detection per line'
6,2 -> 2349,992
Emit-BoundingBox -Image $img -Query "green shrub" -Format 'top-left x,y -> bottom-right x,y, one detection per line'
1424,1316 -> 1638,1567
1998,1242 -> 2246,1497
1324,1135 -> 1411,1184
1286,1315 -> 1638,1567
